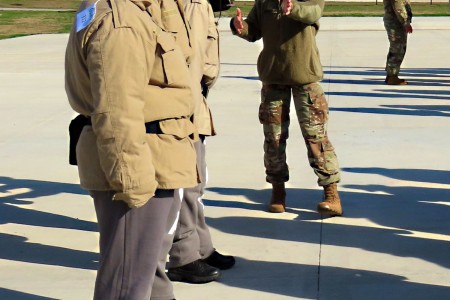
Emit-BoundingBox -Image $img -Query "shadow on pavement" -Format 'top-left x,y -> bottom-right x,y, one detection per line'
0,176 -> 97,232
0,176 -> 99,270
331,105 -> 450,117
376,89 -> 450,96
221,75 -> 258,81
205,168 -> 450,271
217,258 -> 450,300
342,167 -> 450,185
327,91 -> 450,101
222,67 -> 450,103
0,288 -> 57,300
0,233 -> 97,270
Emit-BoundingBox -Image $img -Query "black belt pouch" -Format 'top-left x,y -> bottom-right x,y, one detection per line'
68,115 -> 91,165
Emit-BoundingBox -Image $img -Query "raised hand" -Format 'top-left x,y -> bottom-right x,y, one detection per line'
233,8 -> 244,34
281,0 -> 293,15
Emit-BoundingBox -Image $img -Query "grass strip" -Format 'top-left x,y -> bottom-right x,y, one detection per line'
0,0 -> 79,9
0,2 -> 448,39
0,11 -> 74,39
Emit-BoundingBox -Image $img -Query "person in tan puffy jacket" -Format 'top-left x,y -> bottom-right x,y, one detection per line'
65,0 -> 198,298
165,0 -> 236,285
143,0 -> 235,292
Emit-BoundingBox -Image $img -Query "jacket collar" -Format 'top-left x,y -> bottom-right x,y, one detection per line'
129,0 -> 151,10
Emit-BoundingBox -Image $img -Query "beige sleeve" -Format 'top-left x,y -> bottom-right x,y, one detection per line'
86,23 -> 158,208
184,0 -> 219,87
202,2 -> 220,88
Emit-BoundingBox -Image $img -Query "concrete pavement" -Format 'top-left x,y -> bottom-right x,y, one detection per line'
0,17 -> 449,299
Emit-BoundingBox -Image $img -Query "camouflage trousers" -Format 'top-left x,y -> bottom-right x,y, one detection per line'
259,83 -> 340,186
384,21 -> 408,76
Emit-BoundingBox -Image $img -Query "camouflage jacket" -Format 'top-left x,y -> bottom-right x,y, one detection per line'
383,0 -> 412,26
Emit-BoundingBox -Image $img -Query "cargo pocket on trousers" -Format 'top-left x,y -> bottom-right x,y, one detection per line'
259,102 -> 284,125
322,138 -> 338,173
306,85 -> 328,126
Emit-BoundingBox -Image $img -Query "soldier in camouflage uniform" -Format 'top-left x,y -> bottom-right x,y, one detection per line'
383,0 -> 413,85
231,0 -> 343,216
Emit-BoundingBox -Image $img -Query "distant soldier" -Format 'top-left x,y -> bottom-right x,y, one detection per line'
383,0 -> 413,85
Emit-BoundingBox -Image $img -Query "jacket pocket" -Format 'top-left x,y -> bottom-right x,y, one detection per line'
150,32 -> 190,87
76,126 -> 111,191
305,83 -> 328,126
145,133 -> 198,189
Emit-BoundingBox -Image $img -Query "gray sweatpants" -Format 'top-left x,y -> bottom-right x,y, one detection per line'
169,138 -> 214,268
151,140 -> 215,299
91,189 -> 180,300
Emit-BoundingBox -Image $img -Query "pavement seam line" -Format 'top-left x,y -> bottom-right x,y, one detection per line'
317,216 -> 324,300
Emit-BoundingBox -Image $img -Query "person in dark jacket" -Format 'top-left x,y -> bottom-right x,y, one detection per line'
230,0 -> 343,216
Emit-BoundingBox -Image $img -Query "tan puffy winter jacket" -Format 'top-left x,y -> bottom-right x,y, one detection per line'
184,0 -> 219,136
65,0 -> 198,208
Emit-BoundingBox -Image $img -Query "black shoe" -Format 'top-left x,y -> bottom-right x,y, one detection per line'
202,250 -> 235,270
167,259 -> 221,284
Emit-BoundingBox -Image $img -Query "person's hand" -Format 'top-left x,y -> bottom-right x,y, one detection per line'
233,8 -> 244,34
281,0 -> 293,15
405,24 -> 413,34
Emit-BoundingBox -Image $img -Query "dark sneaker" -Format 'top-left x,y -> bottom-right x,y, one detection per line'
167,259 -> 221,283
202,250 -> 235,270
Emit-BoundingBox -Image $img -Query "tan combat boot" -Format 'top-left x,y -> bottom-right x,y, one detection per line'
385,75 -> 407,85
317,183 -> 343,216
268,183 -> 286,213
